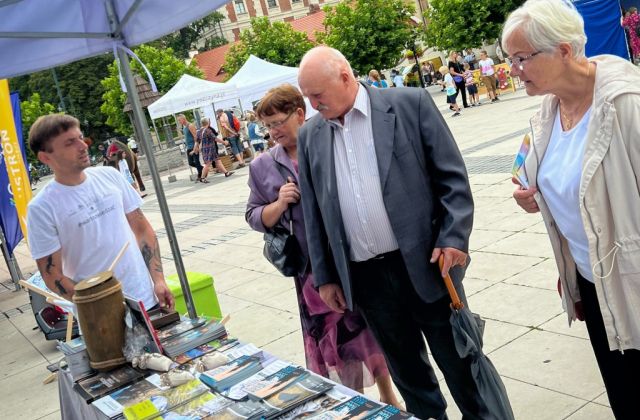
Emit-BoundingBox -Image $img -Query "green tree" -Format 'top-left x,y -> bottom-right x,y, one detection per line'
154,12 -> 226,59
9,54 -> 116,142
319,0 -> 415,74
423,0 -> 525,52
223,17 -> 314,79
19,93 -> 56,164
100,44 -> 203,135
202,35 -> 228,52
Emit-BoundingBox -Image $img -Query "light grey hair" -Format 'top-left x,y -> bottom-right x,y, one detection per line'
502,0 -> 587,58
200,117 -> 210,126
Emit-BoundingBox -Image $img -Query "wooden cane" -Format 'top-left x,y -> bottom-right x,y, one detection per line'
65,312 -> 75,342
438,255 -> 465,310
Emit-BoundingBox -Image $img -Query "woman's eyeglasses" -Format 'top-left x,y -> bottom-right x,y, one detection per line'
264,111 -> 295,130
510,51 -> 542,71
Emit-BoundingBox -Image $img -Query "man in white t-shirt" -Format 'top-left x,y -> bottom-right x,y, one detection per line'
26,114 -> 174,309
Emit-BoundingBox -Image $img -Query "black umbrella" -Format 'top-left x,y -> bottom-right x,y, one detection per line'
439,256 -> 515,420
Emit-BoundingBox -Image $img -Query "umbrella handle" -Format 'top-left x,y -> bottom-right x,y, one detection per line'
438,255 -> 465,310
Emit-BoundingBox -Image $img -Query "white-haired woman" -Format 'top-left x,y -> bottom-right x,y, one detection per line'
504,1 -> 640,418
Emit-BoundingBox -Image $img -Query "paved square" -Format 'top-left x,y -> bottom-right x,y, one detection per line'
0,86 -> 612,419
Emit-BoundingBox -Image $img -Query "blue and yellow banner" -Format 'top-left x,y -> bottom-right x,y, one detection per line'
0,79 -> 31,243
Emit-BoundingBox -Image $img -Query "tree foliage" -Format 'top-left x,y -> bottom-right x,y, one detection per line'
9,54 -> 115,143
319,0 -> 415,74
202,36 -> 228,51
423,0 -> 526,52
153,12 -> 226,59
100,44 -> 203,135
223,17 -> 314,79
19,93 -> 56,164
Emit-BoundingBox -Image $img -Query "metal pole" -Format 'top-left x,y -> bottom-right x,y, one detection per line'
50,68 -> 66,112
148,112 -> 160,154
106,0 -> 197,319
414,46 -> 425,89
0,227 -> 21,291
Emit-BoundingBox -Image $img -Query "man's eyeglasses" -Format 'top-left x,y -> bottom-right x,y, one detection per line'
264,111 -> 295,130
510,51 -> 542,71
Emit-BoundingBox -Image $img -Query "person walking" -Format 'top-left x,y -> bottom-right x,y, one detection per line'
297,46 -> 494,420
504,1 -> 640,418
246,84 -> 401,409
197,118 -> 234,182
247,114 -> 265,156
216,109 -> 246,168
178,114 -> 203,182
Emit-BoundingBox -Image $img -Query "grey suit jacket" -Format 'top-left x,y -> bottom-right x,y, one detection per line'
297,83 -> 474,310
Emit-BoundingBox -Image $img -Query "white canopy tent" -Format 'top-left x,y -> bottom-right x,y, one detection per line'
147,74 -> 238,119
219,55 -> 299,111
148,54 -> 315,123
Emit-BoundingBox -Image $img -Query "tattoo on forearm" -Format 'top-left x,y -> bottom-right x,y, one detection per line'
54,279 -> 68,296
45,255 -> 54,275
141,238 -> 164,274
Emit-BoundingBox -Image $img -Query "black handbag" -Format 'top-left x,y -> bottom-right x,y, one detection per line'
262,154 -> 308,277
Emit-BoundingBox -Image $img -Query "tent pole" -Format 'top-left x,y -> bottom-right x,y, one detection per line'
0,228 -> 21,291
148,112 -> 160,153
107,0 -> 197,319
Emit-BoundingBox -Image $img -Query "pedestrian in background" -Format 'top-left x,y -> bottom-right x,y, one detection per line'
448,51 -> 469,108
368,69 -> 388,88
478,51 -> 499,103
463,62 -> 480,106
178,114 -> 203,182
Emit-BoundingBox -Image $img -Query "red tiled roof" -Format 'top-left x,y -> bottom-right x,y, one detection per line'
194,12 -> 327,82
193,43 -> 236,82
290,11 -> 326,42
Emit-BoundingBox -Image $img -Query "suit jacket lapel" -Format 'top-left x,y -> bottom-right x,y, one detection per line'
366,85 -> 395,189
314,121 -> 339,199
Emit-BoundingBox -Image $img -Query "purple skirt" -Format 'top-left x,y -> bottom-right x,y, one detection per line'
295,271 -> 389,390
201,138 -> 217,163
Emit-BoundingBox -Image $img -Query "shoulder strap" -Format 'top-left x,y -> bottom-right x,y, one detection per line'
268,152 -> 295,229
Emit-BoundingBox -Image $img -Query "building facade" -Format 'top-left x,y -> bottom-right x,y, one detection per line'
200,0 -> 429,43
200,0 -> 339,43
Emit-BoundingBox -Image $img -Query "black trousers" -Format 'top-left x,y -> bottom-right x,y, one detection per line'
577,272 -> 640,420
187,148 -> 203,179
350,251 -> 486,420
454,79 -> 469,107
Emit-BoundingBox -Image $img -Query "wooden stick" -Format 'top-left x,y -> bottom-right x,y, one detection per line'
65,313 -> 74,342
42,372 -> 58,385
107,242 -> 130,272
18,279 -> 62,301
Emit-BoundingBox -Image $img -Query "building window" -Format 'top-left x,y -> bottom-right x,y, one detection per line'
267,0 -> 278,7
234,0 -> 247,14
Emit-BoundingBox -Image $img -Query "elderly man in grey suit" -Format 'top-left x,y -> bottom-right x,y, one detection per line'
297,47 -> 489,420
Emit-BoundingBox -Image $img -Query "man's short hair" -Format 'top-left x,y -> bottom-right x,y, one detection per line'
255,84 -> 306,119
29,114 -> 80,154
